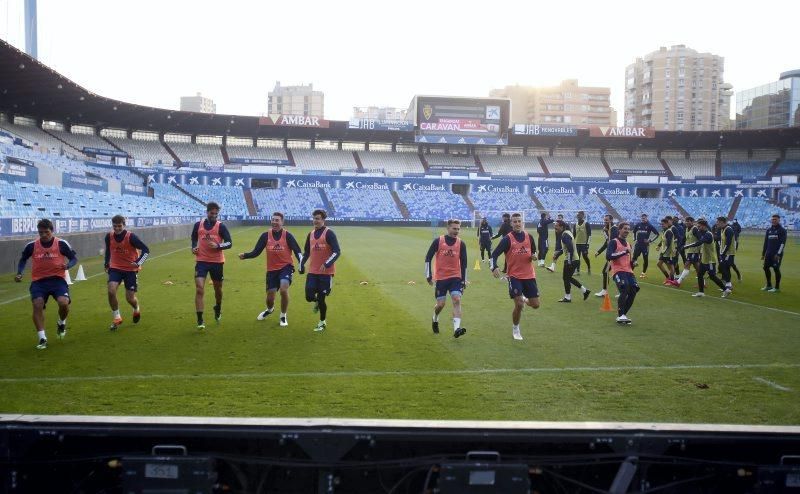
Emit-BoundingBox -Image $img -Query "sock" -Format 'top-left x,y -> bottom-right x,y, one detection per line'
678,269 -> 690,282
432,313 -> 439,322
453,317 -> 461,331
564,294 -> 572,300
513,324 -> 520,331
58,318 -> 66,325
112,309 -> 121,319
266,307 -> 274,314
280,312 -> 286,318
581,286 -> 588,293
134,305 -> 140,313
37,330 -> 46,340
196,311 -> 203,323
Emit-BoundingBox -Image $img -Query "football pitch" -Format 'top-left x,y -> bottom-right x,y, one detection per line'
0,226 -> 798,425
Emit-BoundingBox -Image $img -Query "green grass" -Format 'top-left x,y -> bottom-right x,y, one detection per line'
1,226 -> 798,424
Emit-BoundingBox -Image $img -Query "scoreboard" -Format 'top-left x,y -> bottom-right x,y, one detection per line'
412,96 -> 510,145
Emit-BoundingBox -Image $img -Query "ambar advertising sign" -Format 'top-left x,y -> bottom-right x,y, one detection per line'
589,126 -> 655,138
259,114 -> 330,128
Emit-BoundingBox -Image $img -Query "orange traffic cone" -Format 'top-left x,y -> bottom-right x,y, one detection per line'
600,292 -> 613,312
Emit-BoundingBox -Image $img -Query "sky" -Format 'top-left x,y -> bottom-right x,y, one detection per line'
1,0 -> 798,125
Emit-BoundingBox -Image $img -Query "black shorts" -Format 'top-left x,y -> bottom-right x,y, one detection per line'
30,277 -> 70,303
763,254 -> 782,269
195,261 -> 224,282
658,255 -> 674,265
508,277 -> 539,299
633,243 -> 649,258
576,244 -> 589,255
479,239 -> 492,249
700,263 -> 717,275
435,277 -> 462,300
306,273 -> 333,296
686,253 -> 700,263
613,271 -> 639,291
108,268 -> 138,292
267,265 -> 294,291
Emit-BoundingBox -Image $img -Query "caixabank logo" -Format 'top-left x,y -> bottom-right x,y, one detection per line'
344,181 -> 389,190
400,182 -> 446,192
284,179 -> 334,189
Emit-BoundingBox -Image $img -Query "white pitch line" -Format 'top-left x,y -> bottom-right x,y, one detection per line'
753,377 -> 793,392
1,362 -> 799,384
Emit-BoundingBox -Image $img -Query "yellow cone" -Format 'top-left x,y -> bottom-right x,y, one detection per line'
474,260 -> 481,270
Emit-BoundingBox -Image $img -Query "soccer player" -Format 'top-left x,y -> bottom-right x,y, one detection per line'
425,219 -> 467,338
632,213 -> 659,278
491,213 -> 513,273
761,214 -> 786,293
656,218 -> 677,286
572,211 -> 591,275
682,219 -> 729,298
553,220 -> 591,302
594,214 -> 619,297
730,218 -> 743,281
239,212 -> 303,327
671,216 -> 686,272
676,217 -> 700,285
536,212 -> 554,267
716,217 -> 735,292
491,213 -> 540,340
299,209 -> 341,332
546,213 -> 567,272
191,202 -> 232,329
104,215 -> 150,331
14,219 -> 78,349
477,217 -> 493,263
606,222 -> 639,325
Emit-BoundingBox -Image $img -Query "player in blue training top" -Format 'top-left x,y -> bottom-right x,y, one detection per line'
632,213 -> 660,279
536,212 -> 554,267
477,217 -> 493,263
761,214 -> 786,293
715,216 -> 735,293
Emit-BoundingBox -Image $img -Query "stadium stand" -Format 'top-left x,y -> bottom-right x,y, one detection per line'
533,193 -> 607,220
292,149 -> 358,172
605,157 -> 666,174
478,154 -> 544,176
180,184 -> 248,215
774,160 -> 800,175
603,196 -> 679,223
250,187 -> 327,219
0,121 -> 71,154
541,156 -> 609,178
735,197 -> 786,229
673,196 -> 734,220
46,129 -> 111,154
107,137 -> 174,165
470,191 -> 539,224
425,153 -> 477,170
169,142 -> 225,165
396,189 -> 471,221
662,158 -> 715,179
226,145 -> 288,162
149,183 -> 205,212
721,160 -> 773,179
357,151 -> 423,175
325,188 -> 402,220
0,179 -> 199,218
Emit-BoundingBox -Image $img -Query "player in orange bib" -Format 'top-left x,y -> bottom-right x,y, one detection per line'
424,219 -> 467,338
606,222 -> 639,325
298,209 -> 341,332
191,202 -> 232,329
104,215 -> 150,331
14,219 -> 78,350
239,211 -> 303,327
490,213 -> 540,340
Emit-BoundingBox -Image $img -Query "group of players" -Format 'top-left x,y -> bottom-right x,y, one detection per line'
14,203 -> 340,350
13,202 -> 788,348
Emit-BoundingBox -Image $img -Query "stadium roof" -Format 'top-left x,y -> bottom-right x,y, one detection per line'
1,39 -> 799,149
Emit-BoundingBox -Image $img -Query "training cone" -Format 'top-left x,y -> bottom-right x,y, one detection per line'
64,269 -> 74,285
474,260 -> 481,270
75,264 -> 87,281
600,292 -> 613,312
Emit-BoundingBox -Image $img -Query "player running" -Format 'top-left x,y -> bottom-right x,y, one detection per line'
656,217 -> 677,286
553,220 -> 591,302
490,213 -> 540,340
14,219 -> 78,349
536,212 -> 554,267
104,215 -> 150,331
299,209 -> 341,332
239,212 -> 303,327
606,222 -> 639,325
491,213 -> 512,273
425,219 -> 467,338
675,217 -> 700,285
681,219 -> 730,298
594,214 -> 619,297
715,217 -> 735,293
191,202 -> 232,329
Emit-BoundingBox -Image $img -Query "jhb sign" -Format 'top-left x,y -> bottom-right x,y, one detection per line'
590,126 -> 655,138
